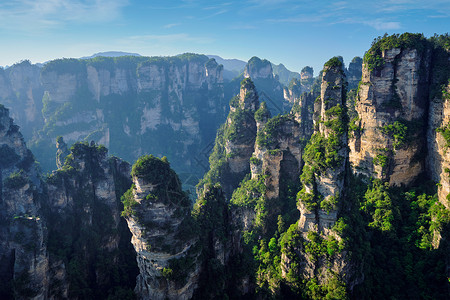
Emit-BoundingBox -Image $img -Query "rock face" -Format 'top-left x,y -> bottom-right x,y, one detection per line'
123,155 -> 200,300
55,136 -> 69,169
45,141 -> 138,299
346,57 -> 363,90
298,57 -> 347,233
236,57 -> 287,115
0,105 -> 48,299
429,81 -> 450,211
199,78 -> 259,198
1,105 -> 138,299
244,57 -> 273,80
252,115 -> 303,201
349,46 -> 429,186
294,92 -> 315,139
284,66 -> 316,113
0,61 -> 44,140
0,34 -> 449,300
0,55 -> 226,179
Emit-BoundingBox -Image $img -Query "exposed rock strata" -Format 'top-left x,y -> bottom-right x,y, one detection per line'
349,47 -> 430,186
0,105 -> 48,299
123,156 -> 200,300
45,141 -> 138,299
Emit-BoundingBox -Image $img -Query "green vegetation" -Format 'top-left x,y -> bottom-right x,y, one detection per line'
302,126 -> 344,174
348,116 -> 360,138
230,175 -> 266,208
373,152 -> 389,169
4,171 -> 28,189
256,115 -> 294,149
364,33 -> 427,71
320,193 -> 339,213
436,122 -> 450,148
301,66 -> 313,75
44,142 -> 138,299
121,187 -> 138,217
324,56 -> 343,69
224,108 -> 255,142
342,175 -> 450,299
131,154 -> 172,183
247,57 -> 271,71
254,101 -> 271,122
380,121 -> 408,149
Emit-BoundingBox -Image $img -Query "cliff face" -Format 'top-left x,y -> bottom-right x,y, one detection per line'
244,57 -> 273,80
11,55 -> 226,181
349,45 -> 430,186
298,58 -> 347,233
225,56 -> 287,116
1,34 -> 449,300
199,78 -> 259,198
122,155 -> 200,300
345,57 -> 363,90
429,81 -> 450,211
0,105 -> 48,299
252,115 -> 303,201
45,141 -> 138,299
0,61 -> 44,140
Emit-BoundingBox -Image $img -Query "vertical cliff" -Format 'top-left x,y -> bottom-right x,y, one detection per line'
28,54 -> 226,179
45,141 -> 138,299
0,105 -> 48,299
426,35 -> 450,211
198,78 -> 259,198
226,57 -> 287,116
297,57 -> 347,233
345,57 -> 363,90
0,61 -> 44,140
349,35 -> 430,186
425,35 -> 450,288
122,155 -> 200,300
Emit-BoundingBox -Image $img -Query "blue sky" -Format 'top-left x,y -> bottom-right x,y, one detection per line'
0,0 -> 449,75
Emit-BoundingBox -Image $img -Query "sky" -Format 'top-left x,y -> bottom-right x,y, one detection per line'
0,0 -> 449,75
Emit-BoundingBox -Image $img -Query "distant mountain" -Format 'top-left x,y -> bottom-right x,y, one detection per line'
207,55 -> 246,72
207,55 -> 246,80
271,62 -> 301,86
80,51 -> 142,59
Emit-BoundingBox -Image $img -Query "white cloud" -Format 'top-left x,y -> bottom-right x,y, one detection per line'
0,0 -> 129,31
338,17 -> 401,31
163,23 -> 181,29
366,20 -> 401,30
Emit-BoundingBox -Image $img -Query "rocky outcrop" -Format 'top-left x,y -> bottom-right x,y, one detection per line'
244,57 -> 273,80
123,155 -> 200,300
0,105 -> 48,299
0,61 -> 44,140
45,141 -> 138,299
199,78 -> 259,198
290,88 -> 316,140
251,115 -> 303,201
297,57 -> 347,233
283,67 -> 315,112
238,57 -> 286,115
276,58 -> 350,295
428,81 -> 450,211
55,136 -> 69,169
346,57 -> 363,90
349,45 -> 430,186
9,54 -> 227,179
